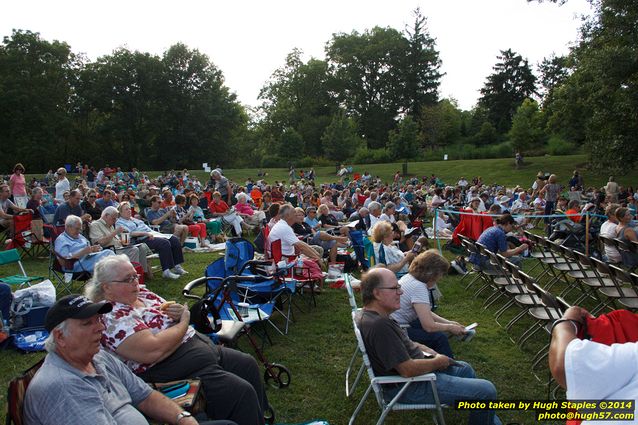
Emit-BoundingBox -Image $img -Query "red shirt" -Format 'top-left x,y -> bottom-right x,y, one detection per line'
209,200 -> 230,214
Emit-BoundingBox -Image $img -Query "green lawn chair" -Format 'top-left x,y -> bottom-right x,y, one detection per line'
0,249 -> 43,287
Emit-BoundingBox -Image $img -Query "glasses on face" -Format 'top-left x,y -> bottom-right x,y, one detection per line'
377,284 -> 402,293
89,195 -> 96,198
111,274 -> 139,284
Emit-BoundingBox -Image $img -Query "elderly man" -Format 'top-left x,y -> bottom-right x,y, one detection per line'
269,204 -> 323,266
356,268 -> 501,425
89,206 -> 152,280
0,184 -> 34,237
54,215 -> 115,274
23,294 -> 233,425
367,201 -> 383,235
53,189 -> 91,226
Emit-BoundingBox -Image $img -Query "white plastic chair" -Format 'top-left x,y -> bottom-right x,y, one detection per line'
345,275 -> 365,397
349,310 -> 446,425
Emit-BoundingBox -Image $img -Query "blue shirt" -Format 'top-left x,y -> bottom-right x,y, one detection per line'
304,216 -> 319,229
54,231 -> 115,272
24,350 -> 152,425
145,208 -> 171,229
53,202 -> 84,226
469,225 -> 507,266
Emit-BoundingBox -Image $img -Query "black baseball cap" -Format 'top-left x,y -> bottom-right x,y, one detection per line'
45,294 -> 113,332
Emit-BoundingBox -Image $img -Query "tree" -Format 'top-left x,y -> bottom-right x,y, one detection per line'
508,98 -> 544,153
326,27 -> 409,149
0,30 -> 79,171
403,8 -> 443,119
419,99 -> 462,149
387,116 -> 419,161
537,54 -> 569,105
543,0 -> 638,170
474,121 -> 499,146
321,110 -> 361,161
277,127 -> 304,163
258,49 -> 337,158
478,49 -> 537,133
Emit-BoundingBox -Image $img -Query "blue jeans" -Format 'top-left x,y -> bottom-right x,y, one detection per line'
407,319 -> 454,358
0,283 -> 12,322
384,361 -> 501,425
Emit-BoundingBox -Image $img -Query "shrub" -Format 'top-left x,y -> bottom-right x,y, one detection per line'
261,155 -> 285,168
353,148 -> 392,164
547,135 -> 577,156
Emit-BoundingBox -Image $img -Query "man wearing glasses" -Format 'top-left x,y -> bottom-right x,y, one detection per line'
356,268 -> 501,425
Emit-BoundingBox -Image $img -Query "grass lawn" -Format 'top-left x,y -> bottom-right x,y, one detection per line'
0,245 -> 565,425
191,154 -> 637,190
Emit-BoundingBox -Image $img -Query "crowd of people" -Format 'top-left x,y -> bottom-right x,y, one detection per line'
3,162 -> 638,425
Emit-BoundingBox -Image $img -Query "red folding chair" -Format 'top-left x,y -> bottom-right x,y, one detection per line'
270,239 -> 318,307
8,214 -> 50,258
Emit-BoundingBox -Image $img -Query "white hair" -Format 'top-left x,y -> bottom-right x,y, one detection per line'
64,215 -> 82,231
85,254 -> 131,301
101,206 -> 118,219
368,201 -> 382,213
44,320 -> 69,353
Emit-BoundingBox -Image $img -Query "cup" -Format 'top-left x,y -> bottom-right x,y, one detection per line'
121,232 -> 130,246
237,302 -> 250,318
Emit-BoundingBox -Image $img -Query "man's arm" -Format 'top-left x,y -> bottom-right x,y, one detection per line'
137,391 -> 198,425
549,306 -> 590,389
395,355 -> 451,378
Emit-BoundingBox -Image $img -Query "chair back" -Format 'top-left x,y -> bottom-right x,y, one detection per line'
0,248 -> 20,266
345,275 -> 358,310
270,239 -> 283,263
6,359 -> 44,425
224,238 -> 255,275
348,230 -> 369,270
351,311 -> 388,408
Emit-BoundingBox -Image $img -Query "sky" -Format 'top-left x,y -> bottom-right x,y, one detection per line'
1,0 -> 593,111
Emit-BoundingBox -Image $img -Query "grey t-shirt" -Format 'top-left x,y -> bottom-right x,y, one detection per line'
356,309 -> 424,376
24,350 -> 153,425
390,273 -> 431,325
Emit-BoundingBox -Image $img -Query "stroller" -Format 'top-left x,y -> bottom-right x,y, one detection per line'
183,239 -> 292,390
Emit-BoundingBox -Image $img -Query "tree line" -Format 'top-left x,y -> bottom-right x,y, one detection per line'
1,1 -> 635,173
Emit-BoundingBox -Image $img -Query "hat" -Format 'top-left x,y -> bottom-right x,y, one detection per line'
499,195 -> 510,204
45,294 -> 112,332
470,196 -> 481,203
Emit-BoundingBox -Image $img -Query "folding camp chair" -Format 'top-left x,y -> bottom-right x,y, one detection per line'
8,214 -> 49,259
349,311 -> 445,425
6,358 -> 44,425
47,227 -> 92,294
0,249 -> 43,287
348,230 -> 369,271
345,275 -> 366,398
270,239 -> 318,308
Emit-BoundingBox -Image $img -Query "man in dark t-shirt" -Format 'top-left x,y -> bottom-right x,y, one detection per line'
355,268 -> 501,425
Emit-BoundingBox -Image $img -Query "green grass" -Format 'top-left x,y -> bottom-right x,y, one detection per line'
187,154 -> 636,190
0,246 -> 566,424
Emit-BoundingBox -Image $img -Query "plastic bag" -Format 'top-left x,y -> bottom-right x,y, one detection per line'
12,280 -> 56,316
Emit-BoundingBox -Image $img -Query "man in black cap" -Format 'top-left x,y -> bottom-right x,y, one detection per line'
23,295 -> 233,425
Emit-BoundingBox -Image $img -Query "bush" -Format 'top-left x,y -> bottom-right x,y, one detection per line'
296,156 -> 314,168
261,155 -> 285,168
547,136 -> 576,156
419,142 -> 514,161
353,148 -> 392,164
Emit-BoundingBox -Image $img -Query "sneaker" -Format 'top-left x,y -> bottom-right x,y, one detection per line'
162,269 -> 180,280
457,256 -> 469,273
450,260 -> 466,275
173,265 -> 188,275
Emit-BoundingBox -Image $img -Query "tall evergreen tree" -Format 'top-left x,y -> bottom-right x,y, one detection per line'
478,49 -> 537,133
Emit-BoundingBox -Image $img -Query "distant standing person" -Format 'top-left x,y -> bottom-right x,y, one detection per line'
54,168 -> 70,203
209,169 -> 232,205
9,163 -> 28,208
605,176 -> 619,203
540,174 -> 561,228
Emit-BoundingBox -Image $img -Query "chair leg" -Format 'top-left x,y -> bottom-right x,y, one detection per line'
349,384 -> 373,425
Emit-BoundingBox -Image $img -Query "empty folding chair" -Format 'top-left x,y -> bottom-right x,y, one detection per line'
0,249 -> 43,287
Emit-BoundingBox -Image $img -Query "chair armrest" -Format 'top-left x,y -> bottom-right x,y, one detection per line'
371,373 -> 437,385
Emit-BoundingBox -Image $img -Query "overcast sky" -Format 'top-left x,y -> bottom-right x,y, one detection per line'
2,0 -> 592,111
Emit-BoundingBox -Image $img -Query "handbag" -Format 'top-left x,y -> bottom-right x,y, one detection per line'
153,379 -> 206,414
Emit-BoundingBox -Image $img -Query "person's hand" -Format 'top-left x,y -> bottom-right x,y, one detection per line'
164,303 -> 186,321
115,226 -> 125,234
517,243 -> 529,254
563,306 -> 593,323
147,232 -> 155,240
434,354 -> 453,370
179,303 -> 190,323
405,251 -> 416,262
90,245 -> 102,253
448,324 -> 466,336
27,209 -> 34,214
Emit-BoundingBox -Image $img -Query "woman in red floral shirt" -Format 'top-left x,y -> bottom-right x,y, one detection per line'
85,254 -> 269,425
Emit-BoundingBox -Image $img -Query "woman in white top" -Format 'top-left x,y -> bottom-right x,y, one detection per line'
54,167 -> 70,203
390,250 -> 472,357
371,221 -> 415,275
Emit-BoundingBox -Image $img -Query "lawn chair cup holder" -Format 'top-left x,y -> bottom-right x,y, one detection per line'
183,275 -> 292,389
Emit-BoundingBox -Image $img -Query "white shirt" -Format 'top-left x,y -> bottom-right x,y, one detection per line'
600,221 -> 621,262
368,214 -> 380,235
54,178 -> 70,202
566,339 -> 638,424
391,274 -> 431,324
269,220 -> 299,256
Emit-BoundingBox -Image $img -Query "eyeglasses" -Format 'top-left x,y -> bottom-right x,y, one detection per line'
111,275 -> 139,284
89,195 -> 96,198
376,284 -> 402,293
